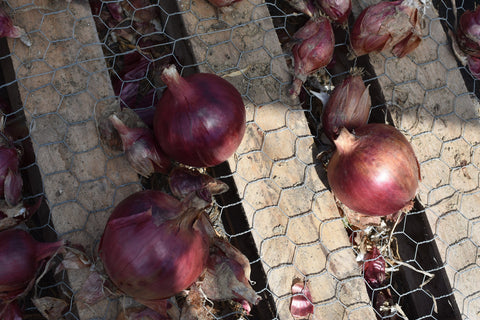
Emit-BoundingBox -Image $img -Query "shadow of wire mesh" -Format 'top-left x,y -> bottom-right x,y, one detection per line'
1,0 -> 479,319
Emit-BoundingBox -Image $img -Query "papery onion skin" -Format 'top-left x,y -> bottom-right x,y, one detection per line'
327,124 -> 420,216
285,0 -> 318,17
0,229 -> 64,301
0,7 -> 22,39
321,74 -> 371,141
154,65 -> 246,168
456,6 -> 480,58
350,0 -> 422,58
317,0 -> 352,24
290,17 -> 335,97
0,145 -> 23,207
99,190 -> 210,305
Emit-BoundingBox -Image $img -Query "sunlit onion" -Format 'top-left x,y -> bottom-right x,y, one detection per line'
154,65 -> 246,168
327,124 -> 420,216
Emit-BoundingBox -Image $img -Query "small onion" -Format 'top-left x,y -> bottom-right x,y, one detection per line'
0,229 -> 64,301
363,246 -> 386,288
290,17 -> 335,97
321,74 -> 371,141
290,279 -> 314,319
0,142 -> 22,207
109,114 -> 171,177
316,0 -> 352,24
456,5 -> 480,58
350,0 -> 422,58
99,190 -> 211,312
154,65 -> 246,168
327,124 -> 420,216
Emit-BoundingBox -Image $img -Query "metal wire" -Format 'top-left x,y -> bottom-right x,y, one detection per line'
1,0 -> 479,319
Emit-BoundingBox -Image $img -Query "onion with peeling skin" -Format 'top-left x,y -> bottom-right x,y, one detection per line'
350,0 -> 422,58
321,74 -> 371,141
327,124 -> 420,216
456,5 -> 480,58
154,65 -> 246,168
290,17 -> 335,98
109,114 -> 171,177
99,190 -> 211,312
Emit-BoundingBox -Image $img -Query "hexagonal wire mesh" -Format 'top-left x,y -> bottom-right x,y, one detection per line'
1,0 -> 479,319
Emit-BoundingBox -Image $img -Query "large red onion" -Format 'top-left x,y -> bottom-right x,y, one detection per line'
154,65 -> 246,168
456,5 -> 480,58
327,124 -> 420,216
0,229 -> 64,301
290,17 -> 335,97
98,190 -> 211,312
321,74 -> 371,141
350,0 -> 422,58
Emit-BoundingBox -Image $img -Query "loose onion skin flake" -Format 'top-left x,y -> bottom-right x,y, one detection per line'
99,190 -> 211,312
350,0 -> 422,58
154,65 -> 246,168
327,124 -> 420,216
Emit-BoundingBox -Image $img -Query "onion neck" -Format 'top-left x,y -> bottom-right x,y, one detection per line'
35,240 -> 65,262
161,65 -> 191,99
333,127 -> 357,154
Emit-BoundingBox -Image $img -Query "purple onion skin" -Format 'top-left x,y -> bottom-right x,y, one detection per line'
321,75 -> 371,141
350,0 -> 421,58
456,6 -> 480,58
154,66 -> 246,168
317,0 -> 352,24
0,146 -> 22,206
207,0 -> 243,7
327,124 -> 420,216
0,229 -> 63,301
99,190 -> 210,303
468,55 -> 480,79
290,17 -> 335,97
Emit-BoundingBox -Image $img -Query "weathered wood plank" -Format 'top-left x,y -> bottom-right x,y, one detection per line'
5,1 -> 142,319
352,1 -> 480,318
175,0 -> 375,318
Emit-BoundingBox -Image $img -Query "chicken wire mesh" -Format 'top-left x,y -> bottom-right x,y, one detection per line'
1,0 -> 479,319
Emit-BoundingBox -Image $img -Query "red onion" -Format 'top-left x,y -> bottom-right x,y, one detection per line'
154,65 -> 246,168
109,114 -> 171,177
0,7 -> 22,39
321,74 -> 371,141
317,0 -> 352,24
350,0 -> 422,58
0,229 -> 64,301
468,55 -> 480,79
0,142 -> 22,207
290,279 -> 314,319
98,190 -> 211,312
327,124 -> 420,216
363,246 -> 386,287
290,17 -> 335,97
456,5 -> 480,58
168,166 -> 228,201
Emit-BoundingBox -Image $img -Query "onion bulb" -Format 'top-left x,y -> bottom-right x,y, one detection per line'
350,0 -> 422,58
327,124 -> 420,216
0,229 -> 64,301
0,140 -> 23,207
98,190 -> 211,312
290,17 -> 335,97
456,5 -> 480,58
0,7 -> 22,39
154,65 -> 246,168
321,74 -> 371,141
316,0 -> 352,24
